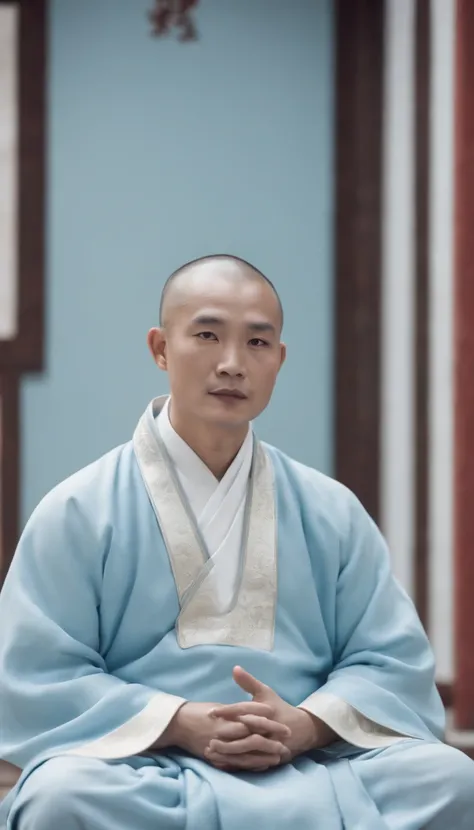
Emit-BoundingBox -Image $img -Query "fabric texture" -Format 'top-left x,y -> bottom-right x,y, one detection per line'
1,397 -> 472,829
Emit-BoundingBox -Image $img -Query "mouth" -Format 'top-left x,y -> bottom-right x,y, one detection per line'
209,389 -> 248,400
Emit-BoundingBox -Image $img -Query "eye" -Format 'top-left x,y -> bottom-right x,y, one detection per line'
249,338 -> 269,347
196,331 -> 218,341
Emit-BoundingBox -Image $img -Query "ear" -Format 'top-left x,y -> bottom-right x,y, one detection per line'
278,342 -> 287,371
147,328 -> 167,371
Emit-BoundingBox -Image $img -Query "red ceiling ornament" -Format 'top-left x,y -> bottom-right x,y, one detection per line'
148,0 -> 200,42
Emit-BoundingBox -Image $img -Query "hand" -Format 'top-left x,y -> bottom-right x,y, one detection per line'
207,667 -> 336,767
155,700 -> 291,772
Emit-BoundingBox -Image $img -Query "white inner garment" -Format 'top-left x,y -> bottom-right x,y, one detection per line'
156,397 -> 253,613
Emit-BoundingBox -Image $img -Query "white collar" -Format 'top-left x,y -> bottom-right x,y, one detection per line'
156,396 -> 253,491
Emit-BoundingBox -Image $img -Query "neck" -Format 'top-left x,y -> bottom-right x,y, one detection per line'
168,400 -> 249,479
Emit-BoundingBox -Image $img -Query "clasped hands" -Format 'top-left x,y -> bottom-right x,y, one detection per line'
159,666 -> 335,773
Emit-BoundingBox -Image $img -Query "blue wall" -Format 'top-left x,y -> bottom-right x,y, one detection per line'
21,0 -> 334,523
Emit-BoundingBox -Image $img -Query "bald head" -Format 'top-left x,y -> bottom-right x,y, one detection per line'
159,254 -> 283,329
148,253 -> 286,432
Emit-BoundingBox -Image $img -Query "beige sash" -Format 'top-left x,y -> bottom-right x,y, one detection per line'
133,397 -> 278,650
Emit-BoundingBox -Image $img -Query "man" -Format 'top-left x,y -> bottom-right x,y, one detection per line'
0,255 -> 473,829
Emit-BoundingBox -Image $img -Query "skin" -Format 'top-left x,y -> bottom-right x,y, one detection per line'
147,258 -> 286,479
148,259 -> 336,770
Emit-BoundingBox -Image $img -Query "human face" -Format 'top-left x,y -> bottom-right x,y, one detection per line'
148,275 -> 286,431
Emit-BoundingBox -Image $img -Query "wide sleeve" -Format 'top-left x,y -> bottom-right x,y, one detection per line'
297,491 -> 445,748
0,490 -> 185,771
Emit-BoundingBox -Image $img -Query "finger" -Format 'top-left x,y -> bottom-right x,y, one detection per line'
232,665 -> 268,698
238,715 -> 291,739
278,745 -> 292,763
208,747 -> 290,770
215,721 -> 250,742
208,735 -> 286,756
208,751 -> 282,771
210,702 -> 276,720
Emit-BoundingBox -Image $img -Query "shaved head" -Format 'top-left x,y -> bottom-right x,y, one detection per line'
159,254 -> 283,329
148,253 -> 286,442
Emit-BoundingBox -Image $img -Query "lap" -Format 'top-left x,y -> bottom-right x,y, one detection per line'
8,755 -> 192,830
352,739 -> 474,830
9,754 -> 335,830
8,741 -> 474,830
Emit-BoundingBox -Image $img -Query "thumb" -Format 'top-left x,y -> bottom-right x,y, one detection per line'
233,665 -> 270,699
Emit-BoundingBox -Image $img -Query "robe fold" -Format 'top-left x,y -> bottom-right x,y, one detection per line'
1,397 -> 472,829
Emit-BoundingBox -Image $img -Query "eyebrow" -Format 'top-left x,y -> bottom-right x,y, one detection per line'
191,314 -> 276,334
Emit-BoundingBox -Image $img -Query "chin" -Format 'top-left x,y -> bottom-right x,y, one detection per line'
211,414 -> 249,429
205,407 -> 250,429
203,394 -> 265,427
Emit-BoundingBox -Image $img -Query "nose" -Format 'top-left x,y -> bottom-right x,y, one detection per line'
216,345 -> 246,378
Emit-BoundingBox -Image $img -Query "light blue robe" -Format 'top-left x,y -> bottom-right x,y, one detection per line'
1,401 -> 473,829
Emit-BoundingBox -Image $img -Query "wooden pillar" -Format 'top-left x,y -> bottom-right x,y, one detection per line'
0,0 -> 47,588
414,0 -> 430,628
0,374 -> 19,585
454,0 -> 474,730
334,0 -> 385,523
0,0 -> 46,797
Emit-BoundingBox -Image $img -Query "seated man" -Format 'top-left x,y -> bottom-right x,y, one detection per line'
1,255 -> 473,830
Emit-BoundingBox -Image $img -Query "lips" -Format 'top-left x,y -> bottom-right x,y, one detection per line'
209,389 -> 247,399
